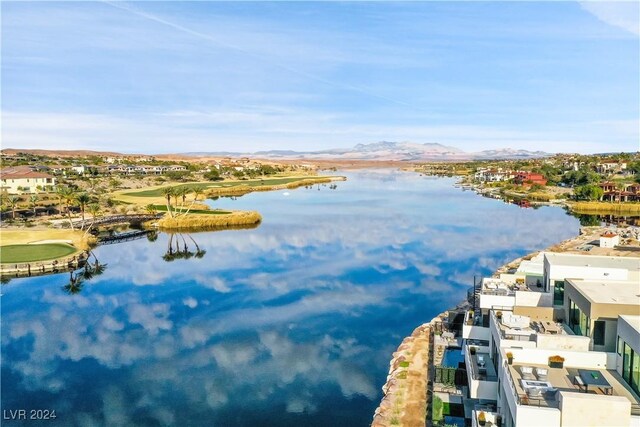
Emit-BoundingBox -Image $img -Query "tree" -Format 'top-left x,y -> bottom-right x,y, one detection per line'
203,168 -> 222,181
75,192 -> 91,223
161,187 -> 175,218
29,194 -> 39,216
574,184 -> 604,201
615,182 -> 627,204
7,195 -> 21,219
145,204 -> 157,215
56,186 -> 77,230
178,187 -> 191,208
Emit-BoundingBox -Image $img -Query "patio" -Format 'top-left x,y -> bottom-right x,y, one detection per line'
505,362 -> 640,413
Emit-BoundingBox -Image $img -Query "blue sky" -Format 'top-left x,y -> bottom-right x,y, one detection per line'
2,1 -> 639,154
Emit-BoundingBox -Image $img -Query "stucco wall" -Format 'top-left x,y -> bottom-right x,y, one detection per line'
559,391 -> 630,427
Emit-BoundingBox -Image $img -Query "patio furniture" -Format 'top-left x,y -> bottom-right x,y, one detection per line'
578,369 -> 613,395
573,375 -> 586,392
478,355 -> 486,367
535,368 -> 548,381
543,321 -> 561,334
521,366 -> 536,380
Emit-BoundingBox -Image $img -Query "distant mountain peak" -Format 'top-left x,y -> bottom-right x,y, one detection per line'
180,141 -> 551,161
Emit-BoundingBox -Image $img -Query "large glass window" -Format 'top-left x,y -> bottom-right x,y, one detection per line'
623,343 -> 632,383
569,300 -> 590,337
553,280 -> 565,305
632,350 -> 640,395
593,321 -> 605,346
617,336 -> 623,355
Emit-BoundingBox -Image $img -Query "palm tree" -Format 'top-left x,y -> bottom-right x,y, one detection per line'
29,194 -> 39,216
145,204 -> 157,215
56,186 -> 77,230
83,203 -> 101,236
75,192 -> 91,223
182,185 -> 205,216
178,187 -> 191,208
161,187 -> 175,218
63,270 -> 84,295
7,195 -> 21,220
615,182 -> 626,204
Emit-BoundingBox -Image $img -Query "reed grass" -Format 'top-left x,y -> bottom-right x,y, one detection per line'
157,211 -> 262,230
569,201 -> 640,214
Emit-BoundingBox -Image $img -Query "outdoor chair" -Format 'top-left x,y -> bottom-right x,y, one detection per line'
478,355 -> 486,367
535,368 -> 548,381
521,366 -> 536,380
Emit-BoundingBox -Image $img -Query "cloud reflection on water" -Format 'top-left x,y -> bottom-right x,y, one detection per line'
1,171 -> 580,426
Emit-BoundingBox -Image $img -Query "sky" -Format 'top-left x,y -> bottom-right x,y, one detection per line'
1,1 -> 639,154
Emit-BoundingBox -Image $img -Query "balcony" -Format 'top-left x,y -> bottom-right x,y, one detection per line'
472,407 -> 502,427
503,360 -> 640,415
465,346 -> 498,400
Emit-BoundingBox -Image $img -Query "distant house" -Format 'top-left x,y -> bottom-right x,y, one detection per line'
474,168 -> 514,182
599,182 -> 640,202
0,165 -> 56,193
600,232 -> 620,248
596,161 -> 627,175
513,171 -> 547,186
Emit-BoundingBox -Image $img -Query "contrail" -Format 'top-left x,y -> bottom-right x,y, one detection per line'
102,0 -> 420,110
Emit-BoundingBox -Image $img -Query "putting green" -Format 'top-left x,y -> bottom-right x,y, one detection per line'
0,243 -> 78,264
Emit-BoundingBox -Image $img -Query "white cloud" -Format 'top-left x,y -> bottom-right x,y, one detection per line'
580,1 -> 640,36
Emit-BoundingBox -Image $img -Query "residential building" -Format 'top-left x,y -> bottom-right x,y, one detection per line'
461,252 -> 640,427
514,172 -> 547,186
0,165 -> 56,193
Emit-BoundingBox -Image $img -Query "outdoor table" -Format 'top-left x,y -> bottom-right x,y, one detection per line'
578,369 -> 613,395
543,321 -> 561,334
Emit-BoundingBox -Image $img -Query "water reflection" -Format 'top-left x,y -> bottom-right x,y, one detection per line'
162,233 -> 206,262
2,170 -> 581,426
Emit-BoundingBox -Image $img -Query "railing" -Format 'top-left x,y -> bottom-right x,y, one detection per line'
491,310 -> 536,343
631,403 -> 640,417
0,252 -> 89,278
66,214 -> 163,229
482,287 -> 516,296
467,348 -> 498,382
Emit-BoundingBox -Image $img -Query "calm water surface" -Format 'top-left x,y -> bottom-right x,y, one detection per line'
2,170 -> 580,426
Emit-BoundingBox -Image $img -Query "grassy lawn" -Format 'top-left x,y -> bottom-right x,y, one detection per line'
152,205 -> 231,215
123,176 -> 318,198
1,243 -> 77,263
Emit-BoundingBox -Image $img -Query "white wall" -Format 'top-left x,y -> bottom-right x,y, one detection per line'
506,347 -> 616,370
515,405 -> 561,427
559,391 -> 630,427
536,334 -> 591,352
463,324 -> 491,341
515,291 -> 553,307
480,294 -> 515,310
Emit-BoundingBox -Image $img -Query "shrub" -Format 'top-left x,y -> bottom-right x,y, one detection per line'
549,355 -> 565,363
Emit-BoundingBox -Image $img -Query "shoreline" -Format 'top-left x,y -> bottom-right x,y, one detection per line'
371,222 -> 638,427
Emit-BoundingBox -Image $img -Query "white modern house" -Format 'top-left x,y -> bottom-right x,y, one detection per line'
463,252 -> 640,427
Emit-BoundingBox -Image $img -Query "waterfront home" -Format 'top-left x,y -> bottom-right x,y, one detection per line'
0,165 -> 56,193
461,252 -> 640,427
600,233 -> 620,248
513,172 -> 547,186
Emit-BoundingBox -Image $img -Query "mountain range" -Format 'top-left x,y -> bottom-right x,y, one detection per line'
182,142 -> 551,161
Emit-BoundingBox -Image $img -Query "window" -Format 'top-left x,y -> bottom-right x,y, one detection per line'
618,336 -> 623,355
553,280 -> 565,305
593,321 -> 605,346
633,350 -> 640,395
623,343 -> 632,384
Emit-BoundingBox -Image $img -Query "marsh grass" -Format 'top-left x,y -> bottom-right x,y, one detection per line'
157,211 -> 262,230
570,201 -> 640,214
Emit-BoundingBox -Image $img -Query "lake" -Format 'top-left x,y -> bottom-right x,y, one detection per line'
1,170 -> 581,426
